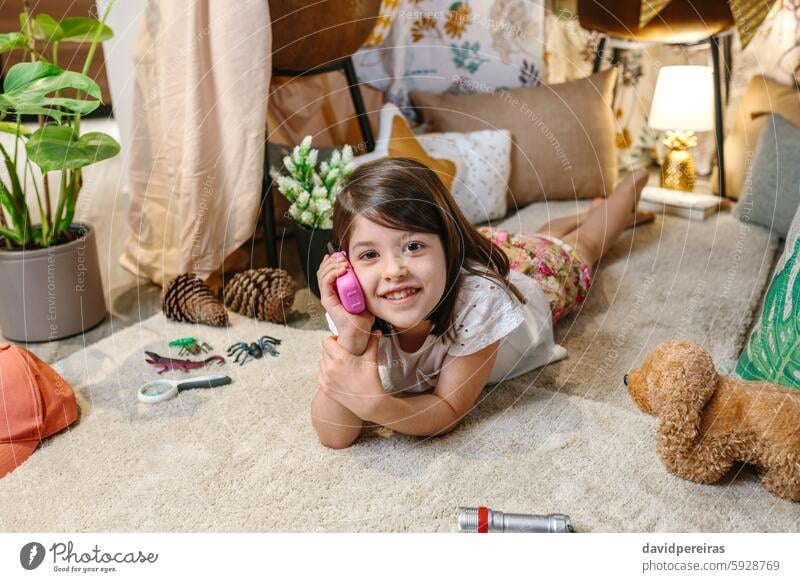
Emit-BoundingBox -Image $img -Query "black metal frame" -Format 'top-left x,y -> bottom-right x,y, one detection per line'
592,33 -> 732,198
260,56 -> 375,267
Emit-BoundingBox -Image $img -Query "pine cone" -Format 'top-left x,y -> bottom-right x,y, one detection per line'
224,268 -> 296,323
162,273 -> 229,327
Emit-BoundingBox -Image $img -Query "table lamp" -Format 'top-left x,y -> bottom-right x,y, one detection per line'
649,65 -> 714,192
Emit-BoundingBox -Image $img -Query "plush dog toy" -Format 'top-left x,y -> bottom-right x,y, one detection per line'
625,340 -> 800,502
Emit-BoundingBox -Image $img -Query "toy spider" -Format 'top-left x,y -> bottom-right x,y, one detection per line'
227,336 -> 282,365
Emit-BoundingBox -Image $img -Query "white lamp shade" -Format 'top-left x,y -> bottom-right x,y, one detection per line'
648,66 -> 715,132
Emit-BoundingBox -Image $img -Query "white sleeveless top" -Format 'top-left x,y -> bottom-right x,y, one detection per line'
325,268 -> 566,394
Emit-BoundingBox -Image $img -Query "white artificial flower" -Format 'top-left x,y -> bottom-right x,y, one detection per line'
312,172 -> 323,187
282,155 -> 296,174
319,216 -> 333,230
316,199 -> 332,214
289,204 -> 301,220
308,149 -> 318,167
296,190 -> 310,207
312,185 -> 327,199
300,135 -> 313,151
325,168 -> 340,188
300,210 -> 314,225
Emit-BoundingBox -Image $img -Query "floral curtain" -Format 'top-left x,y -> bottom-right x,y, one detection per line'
354,0 -> 547,119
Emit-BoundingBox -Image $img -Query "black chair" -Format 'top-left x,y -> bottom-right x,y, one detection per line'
262,0 -> 381,267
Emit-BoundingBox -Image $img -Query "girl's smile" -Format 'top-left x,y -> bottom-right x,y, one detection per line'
348,215 -> 447,334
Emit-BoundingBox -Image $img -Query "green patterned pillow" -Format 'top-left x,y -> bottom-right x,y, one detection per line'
736,235 -> 800,389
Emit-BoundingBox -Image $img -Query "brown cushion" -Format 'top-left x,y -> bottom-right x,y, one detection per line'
410,68 -> 618,207
713,75 -> 800,199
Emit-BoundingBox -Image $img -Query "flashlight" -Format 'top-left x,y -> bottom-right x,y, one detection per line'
457,507 -> 573,533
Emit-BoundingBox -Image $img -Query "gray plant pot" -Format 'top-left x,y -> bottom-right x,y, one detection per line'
0,223 -> 107,342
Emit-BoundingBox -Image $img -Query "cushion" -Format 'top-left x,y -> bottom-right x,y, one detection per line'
409,68 -> 619,207
713,75 -> 800,199
416,130 -> 511,224
733,114 -> 800,238
354,103 -> 512,223
736,204 -> 800,389
354,103 -> 457,190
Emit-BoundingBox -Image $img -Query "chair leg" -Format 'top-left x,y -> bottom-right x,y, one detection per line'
610,47 -> 623,67
260,137 -> 279,268
710,35 -> 727,199
722,33 -> 733,105
593,36 -> 606,74
342,57 -> 375,153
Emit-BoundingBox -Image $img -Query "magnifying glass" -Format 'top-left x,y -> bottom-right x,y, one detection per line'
138,375 -> 232,404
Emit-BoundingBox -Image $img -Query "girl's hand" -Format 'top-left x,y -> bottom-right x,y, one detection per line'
317,253 -> 375,343
318,330 -> 385,419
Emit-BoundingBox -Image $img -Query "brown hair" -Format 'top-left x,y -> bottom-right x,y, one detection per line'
332,157 -> 526,343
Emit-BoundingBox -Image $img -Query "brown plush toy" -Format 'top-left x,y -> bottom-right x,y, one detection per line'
625,340 -> 800,502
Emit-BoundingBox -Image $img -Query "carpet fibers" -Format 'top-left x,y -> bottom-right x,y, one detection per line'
1,208 -> 798,532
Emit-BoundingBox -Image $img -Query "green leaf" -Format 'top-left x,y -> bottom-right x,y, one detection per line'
0,32 -> 29,54
0,177 -> 23,235
0,63 -> 102,121
42,97 -> 100,115
26,125 -> 120,173
31,14 -> 64,41
3,62 -> 61,93
0,121 -> 30,136
11,69 -> 101,100
25,15 -> 114,43
59,18 -> 113,42
736,237 -> 800,389
0,224 -> 23,246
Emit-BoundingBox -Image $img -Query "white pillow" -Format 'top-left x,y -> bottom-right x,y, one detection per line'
354,103 -> 511,223
417,129 -> 510,224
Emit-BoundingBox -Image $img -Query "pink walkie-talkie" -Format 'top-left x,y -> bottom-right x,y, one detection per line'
328,242 -> 366,314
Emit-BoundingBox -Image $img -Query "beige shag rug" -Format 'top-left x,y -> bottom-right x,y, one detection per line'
2,205 -> 798,532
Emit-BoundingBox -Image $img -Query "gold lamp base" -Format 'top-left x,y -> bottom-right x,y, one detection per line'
660,148 -> 696,192
659,130 -> 697,192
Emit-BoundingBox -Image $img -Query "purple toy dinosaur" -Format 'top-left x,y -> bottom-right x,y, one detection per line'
145,351 -> 225,374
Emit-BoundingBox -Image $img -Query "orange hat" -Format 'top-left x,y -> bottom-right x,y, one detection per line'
0,342 -> 78,479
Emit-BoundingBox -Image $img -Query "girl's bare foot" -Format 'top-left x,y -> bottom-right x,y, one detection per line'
627,209 -> 657,228
588,170 -> 655,230
622,168 -> 654,228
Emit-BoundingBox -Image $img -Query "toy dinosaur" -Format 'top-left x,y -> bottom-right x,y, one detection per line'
144,351 -> 225,374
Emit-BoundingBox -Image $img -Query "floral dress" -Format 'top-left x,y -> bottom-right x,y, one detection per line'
477,227 -> 593,325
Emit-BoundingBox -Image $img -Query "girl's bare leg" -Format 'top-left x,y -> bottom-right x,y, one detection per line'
311,389 -> 364,449
562,169 -> 651,265
537,199 -> 603,238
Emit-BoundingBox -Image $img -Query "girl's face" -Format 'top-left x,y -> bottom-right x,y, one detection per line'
347,215 -> 447,334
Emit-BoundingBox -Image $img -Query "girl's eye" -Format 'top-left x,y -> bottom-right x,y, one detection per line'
406,242 -> 424,252
359,251 -> 378,260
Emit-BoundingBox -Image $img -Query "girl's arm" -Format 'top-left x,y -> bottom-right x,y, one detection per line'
364,341 -> 500,437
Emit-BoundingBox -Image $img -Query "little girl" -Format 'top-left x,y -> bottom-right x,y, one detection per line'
313,157 -> 651,449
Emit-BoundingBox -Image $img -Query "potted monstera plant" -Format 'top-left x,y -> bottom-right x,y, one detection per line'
0,2 -> 119,341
